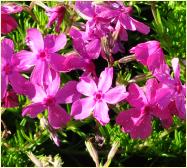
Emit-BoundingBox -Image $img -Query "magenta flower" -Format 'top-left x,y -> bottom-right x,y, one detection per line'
1,38 -> 33,99
71,67 -> 128,125
22,73 -> 81,129
15,28 -> 67,86
129,40 -> 170,73
116,78 -> 171,139
94,1 -> 150,35
46,5 -> 66,33
74,2 -> 114,59
69,26 -> 102,60
75,1 -> 113,34
1,3 -> 22,34
157,58 -> 186,120
74,1 -> 150,59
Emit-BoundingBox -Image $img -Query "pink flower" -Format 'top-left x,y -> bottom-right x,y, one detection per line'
129,40 -> 169,73
1,3 -> 22,34
95,1 -> 150,35
1,38 -> 33,99
74,2 -> 114,59
71,67 -> 128,125
74,1 -> 150,60
69,26 -> 102,60
15,28 -> 67,86
116,78 -> 171,139
157,58 -> 186,120
46,5 -> 66,33
22,72 -> 81,129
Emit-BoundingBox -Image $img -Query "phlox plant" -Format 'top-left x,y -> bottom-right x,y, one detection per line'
1,1 -> 186,167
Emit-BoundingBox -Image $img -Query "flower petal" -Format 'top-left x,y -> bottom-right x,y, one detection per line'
1,74 -> 8,99
48,104 -> 70,129
22,103 -> 45,118
45,69 -> 60,96
116,108 -> 139,133
175,95 -> 186,120
116,108 -> 152,139
93,101 -> 110,126
131,114 -> 152,139
155,87 -> 173,109
145,78 -> 159,103
2,90 -> 19,108
31,84 -> 47,103
104,85 -> 128,104
86,39 -> 101,59
130,17 -> 150,35
9,71 -> 30,95
73,39 -> 89,59
182,84 -> 186,97
71,97 -> 95,120
61,52 -> 95,72
119,14 -> 136,31
98,67 -> 113,93
30,60 -> 48,87
147,48 -> 165,72
127,83 -> 147,108
77,76 -> 97,96
95,4 -> 119,19
1,14 -> 18,34
1,3 -> 22,14
55,80 -> 81,104
26,28 -> 44,52
49,53 -> 66,72
171,58 -> 180,80
75,1 -> 95,20
14,50 -> 36,71
44,33 -> 67,53
1,38 -> 14,62
130,41 -> 163,68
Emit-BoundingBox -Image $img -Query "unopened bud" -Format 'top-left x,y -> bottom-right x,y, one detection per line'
104,141 -> 120,167
85,139 -> 99,167
118,54 -> 136,64
27,152 -> 43,167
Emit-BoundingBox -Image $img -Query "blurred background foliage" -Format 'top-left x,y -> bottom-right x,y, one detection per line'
1,1 -> 186,167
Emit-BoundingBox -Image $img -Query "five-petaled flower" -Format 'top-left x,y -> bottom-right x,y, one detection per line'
22,73 -> 81,129
116,78 -> 172,139
71,67 -> 128,125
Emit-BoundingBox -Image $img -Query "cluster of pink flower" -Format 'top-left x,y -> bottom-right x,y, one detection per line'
1,2 -> 186,141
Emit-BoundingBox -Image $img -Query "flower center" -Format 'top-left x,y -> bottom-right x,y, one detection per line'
37,50 -> 48,60
94,91 -> 103,101
143,105 -> 151,115
44,96 -> 55,106
96,93 -> 102,99
3,64 -> 13,75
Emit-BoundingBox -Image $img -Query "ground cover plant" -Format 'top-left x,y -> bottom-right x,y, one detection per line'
1,1 -> 186,167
